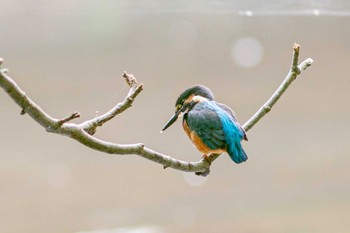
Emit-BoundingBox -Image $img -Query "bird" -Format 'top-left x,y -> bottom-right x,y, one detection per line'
161,85 -> 248,164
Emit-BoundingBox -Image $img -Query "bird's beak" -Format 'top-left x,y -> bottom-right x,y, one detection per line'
161,110 -> 181,132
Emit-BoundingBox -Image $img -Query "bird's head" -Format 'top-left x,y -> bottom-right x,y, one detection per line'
161,85 -> 214,132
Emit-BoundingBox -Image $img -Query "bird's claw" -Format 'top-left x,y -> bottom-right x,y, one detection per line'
195,169 -> 210,177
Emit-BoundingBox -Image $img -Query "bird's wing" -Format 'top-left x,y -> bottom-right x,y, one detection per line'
216,103 -> 248,141
186,102 -> 226,150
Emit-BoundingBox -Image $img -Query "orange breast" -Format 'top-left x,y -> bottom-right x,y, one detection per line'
182,120 -> 225,155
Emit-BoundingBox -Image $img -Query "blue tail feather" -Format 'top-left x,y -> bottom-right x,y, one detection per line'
217,108 -> 248,164
227,142 -> 248,164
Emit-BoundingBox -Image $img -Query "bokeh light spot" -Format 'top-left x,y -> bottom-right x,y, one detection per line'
183,172 -> 207,187
313,9 -> 321,16
238,10 -> 254,16
231,37 -> 264,68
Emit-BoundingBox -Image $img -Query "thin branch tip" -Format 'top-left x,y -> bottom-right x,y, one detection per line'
123,71 -> 139,87
306,58 -> 314,65
293,43 -> 300,53
298,58 -> 314,72
58,111 -> 80,125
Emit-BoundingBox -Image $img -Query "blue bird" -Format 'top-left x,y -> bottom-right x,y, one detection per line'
162,85 -> 248,164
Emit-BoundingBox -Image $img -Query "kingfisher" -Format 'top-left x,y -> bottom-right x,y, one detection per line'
161,85 -> 248,164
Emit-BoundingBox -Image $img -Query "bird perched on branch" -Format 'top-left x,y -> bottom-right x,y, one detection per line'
161,85 -> 248,164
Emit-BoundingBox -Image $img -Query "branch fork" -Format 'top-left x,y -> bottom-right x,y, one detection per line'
0,43 -> 313,176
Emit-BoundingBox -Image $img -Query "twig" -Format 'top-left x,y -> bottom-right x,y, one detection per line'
242,43 -> 313,131
79,72 -> 143,135
57,112 -> 80,125
0,44 -> 313,176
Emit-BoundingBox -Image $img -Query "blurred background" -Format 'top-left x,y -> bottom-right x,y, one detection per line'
1,1 -> 349,232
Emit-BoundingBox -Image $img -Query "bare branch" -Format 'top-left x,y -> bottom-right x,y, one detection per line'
0,44 -> 314,176
242,43 -> 313,132
0,68 -> 58,130
79,72 -> 143,135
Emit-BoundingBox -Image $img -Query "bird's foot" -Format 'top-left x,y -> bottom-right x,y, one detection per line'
201,154 -> 212,165
195,154 -> 211,176
195,169 -> 210,177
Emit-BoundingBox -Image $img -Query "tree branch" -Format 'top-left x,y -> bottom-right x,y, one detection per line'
0,44 -> 313,176
242,43 -> 313,131
79,72 -> 143,135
